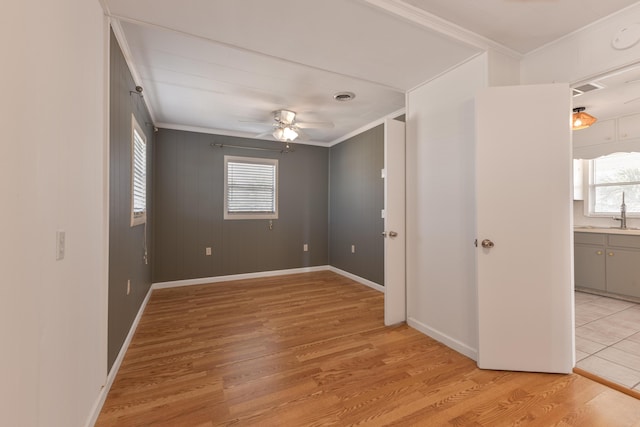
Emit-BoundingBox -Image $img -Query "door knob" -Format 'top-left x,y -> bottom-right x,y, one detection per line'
388,231 -> 398,237
481,239 -> 494,249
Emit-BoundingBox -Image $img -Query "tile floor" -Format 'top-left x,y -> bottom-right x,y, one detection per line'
575,291 -> 640,391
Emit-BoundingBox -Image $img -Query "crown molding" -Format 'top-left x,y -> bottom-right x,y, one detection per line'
110,19 -> 158,124
155,122 -> 330,147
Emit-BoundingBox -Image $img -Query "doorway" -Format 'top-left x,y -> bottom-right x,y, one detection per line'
571,62 -> 640,392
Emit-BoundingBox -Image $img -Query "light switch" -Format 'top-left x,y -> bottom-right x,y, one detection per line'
303,243 -> 308,252
205,247 -> 212,256
351,244 -> 356,254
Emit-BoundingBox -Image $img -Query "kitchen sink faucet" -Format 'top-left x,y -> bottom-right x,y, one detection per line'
613,192 -> 627,229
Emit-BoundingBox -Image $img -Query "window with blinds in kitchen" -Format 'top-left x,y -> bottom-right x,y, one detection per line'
224,155 -> 278,220
587,152 -> 640,216
130,115 -> 147,226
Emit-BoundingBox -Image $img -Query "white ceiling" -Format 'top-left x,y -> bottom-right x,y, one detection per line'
404,0 -> 640,54
103,0 -> 640,144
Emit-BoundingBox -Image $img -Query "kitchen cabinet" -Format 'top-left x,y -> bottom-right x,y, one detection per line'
573,119 -> 615,148
618,112 -> 640,141
574,233 -> 605,290
605,234 -> 640,298
575,232 -> 640,299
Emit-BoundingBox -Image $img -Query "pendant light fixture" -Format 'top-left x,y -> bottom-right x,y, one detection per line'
572,107 -> 597,130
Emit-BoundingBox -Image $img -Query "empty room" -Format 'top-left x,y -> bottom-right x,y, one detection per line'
6,1 -> 640,426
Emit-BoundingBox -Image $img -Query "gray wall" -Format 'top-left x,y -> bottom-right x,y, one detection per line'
329,125 -> 385,285
153,130 -> 329,282
108,30 -> 154,370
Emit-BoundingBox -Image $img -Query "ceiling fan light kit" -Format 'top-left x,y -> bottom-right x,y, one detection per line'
271,109 -> 300,142
572,107 -> 597,130
273,125 -> 299,142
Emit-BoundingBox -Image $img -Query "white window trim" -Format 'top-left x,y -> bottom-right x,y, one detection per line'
130,115 -> 147,227
584,153 -> 640,218
224,155 -> 279,220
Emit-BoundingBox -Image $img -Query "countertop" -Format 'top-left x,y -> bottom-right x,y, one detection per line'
574,226 -> 640,236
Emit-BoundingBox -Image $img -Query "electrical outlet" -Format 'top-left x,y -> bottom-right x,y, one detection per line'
127,279 -> 131,295
205,247 -> 212,256
303,243 -> 308,252
351,244 -> 356,254
56,230 -> 66,261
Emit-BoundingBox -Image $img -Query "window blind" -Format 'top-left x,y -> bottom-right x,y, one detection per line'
132,128 -> 146,217
227,161 -> 276,213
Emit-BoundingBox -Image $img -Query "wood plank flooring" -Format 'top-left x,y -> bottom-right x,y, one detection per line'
96,271 -> 640,426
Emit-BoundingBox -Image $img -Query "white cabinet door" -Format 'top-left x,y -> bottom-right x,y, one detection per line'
384,118 -> 406,326
573,119 -> 615,148
476,84 -> 574,374
618,112 -> 640,140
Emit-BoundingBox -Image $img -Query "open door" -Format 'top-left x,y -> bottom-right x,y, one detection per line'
476,84 -> 574,373
384,118 -> 406,326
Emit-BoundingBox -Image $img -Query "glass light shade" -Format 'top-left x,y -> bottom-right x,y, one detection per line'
272,127 -> 284,141
273,125 -> 298,142
282,126 -> 298,141
572,111 -> 597,130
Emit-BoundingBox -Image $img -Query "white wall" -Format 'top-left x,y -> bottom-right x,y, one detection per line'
406,51 -> 521,359
522,3 -> 640,84
1,1 -> 108,426
405,55 -> 487,359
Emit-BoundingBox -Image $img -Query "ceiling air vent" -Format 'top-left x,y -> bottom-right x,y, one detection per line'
572,82 -> 604,97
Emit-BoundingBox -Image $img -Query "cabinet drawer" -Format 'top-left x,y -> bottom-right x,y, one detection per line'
575,232 -> 606,245
608,234 -> 640,249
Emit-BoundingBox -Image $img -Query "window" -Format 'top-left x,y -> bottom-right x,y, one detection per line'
586,152 -> 640,216
224,156 -> 278,220
130,115 -> 147,226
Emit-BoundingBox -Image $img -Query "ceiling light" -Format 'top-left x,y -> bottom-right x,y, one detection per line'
282,126 -> 298,141
273,125 -> 298,142
572,107 -> 597,130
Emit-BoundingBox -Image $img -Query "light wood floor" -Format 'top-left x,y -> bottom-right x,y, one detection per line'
96,271 -> 640,426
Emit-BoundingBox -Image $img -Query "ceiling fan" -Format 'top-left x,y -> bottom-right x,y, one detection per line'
247,109 -> 334,142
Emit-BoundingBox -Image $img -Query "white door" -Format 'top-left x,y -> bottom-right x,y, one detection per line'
476,84 -> 574,373
384,118 -> 406,326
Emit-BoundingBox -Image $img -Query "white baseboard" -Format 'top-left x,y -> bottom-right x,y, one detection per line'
407,316 -> 478,361
152,265 -> 331,289
85,286 -> 153,427
327,266 -> 385,293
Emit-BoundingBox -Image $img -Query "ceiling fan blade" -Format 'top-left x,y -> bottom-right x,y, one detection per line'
239,119 -> 273,125
255,131 -> 274,139
296,121 -> 334,129
295,129 -> 310,141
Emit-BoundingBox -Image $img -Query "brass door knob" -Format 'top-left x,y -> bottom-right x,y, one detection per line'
481,239 -> 495,249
